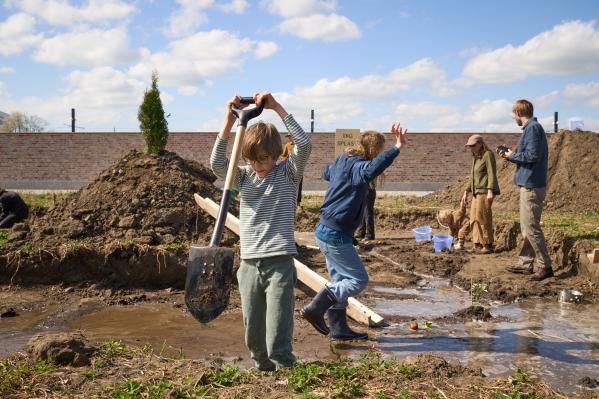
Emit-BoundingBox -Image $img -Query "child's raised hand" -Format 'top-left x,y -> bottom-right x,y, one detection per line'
391,122 -> 408,148
254,92 -> 288,119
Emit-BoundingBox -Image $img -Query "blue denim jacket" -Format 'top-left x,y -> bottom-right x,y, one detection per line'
508,117 -> 548,188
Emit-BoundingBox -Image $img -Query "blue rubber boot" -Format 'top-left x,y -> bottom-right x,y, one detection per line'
328,307 -> 368,341
301,287 -> 337,335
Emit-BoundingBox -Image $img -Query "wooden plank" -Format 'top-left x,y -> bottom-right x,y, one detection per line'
592,249 -> 599,264
194,194 -> 385,327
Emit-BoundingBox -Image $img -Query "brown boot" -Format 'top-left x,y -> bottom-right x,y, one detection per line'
506,265 -> 533,274
478,245 -> 494,254
529,267 -> 554,281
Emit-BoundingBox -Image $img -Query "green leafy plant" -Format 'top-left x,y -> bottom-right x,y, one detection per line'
471,283 -> 487,303
100,339 -> 129,358
289,363 -> 324,392
138,70 -> 169,155
424,320 -> 433,329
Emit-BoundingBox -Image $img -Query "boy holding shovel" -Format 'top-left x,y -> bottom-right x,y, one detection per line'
210,92 -> 311,371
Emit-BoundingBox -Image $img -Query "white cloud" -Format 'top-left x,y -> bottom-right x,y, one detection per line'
464,99 -> 513,125
564,81 -> 599,107
463,20 -> 599,83
261,0 -> 335,18
278,13 -> 360,42
219,0 -> 248,14
533,90 -> 560,108
5,0 -> 135,26
393,101 -> 461,130
33,27 -> 144,67
262,0 -> 360,42
0,67 -> 15,73
0,66 -> 148,130
0,13 -> 42,55
254,41 -> 279,59
130,30 -> 271,94
163,0 -> 213,38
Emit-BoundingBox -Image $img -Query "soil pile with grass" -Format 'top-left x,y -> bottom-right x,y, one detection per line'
416,130 -> 599,212
7,150 -> 237,249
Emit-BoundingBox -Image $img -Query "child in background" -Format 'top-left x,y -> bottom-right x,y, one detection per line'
301,125 -> 407,340
437,204 -> 470,250
210,92 -> 311,371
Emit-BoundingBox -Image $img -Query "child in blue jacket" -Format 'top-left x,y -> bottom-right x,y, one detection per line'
301,123 -> 407,340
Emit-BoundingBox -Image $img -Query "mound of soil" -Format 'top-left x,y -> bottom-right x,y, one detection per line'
415,131 -> 599,213
8,150 -> 237,249
451,305 -> 492,322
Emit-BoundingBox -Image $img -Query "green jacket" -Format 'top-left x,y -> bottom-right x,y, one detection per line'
467,150 -> 500,195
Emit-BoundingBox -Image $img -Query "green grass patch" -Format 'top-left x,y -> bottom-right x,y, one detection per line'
19,192 -> 71,208
0,231 -> 8,246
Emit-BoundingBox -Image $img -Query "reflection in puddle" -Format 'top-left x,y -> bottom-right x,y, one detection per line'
368,283 -> 599,393
372,279 -> 470,319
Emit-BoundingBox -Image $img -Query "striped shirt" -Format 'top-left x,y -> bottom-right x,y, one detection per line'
210,114 -> 311,260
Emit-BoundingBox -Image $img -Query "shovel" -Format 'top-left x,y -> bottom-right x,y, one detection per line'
185,97 -> 264,323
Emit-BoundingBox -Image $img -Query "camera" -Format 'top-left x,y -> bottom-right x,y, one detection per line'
496,145 -> 509,153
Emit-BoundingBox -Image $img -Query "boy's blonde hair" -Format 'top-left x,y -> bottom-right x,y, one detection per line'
512,99 -> 534,118
242,121 -> 283,161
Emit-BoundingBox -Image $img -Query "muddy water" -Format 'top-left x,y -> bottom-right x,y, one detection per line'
365,279 -> 599,393
2,282 -> 598,394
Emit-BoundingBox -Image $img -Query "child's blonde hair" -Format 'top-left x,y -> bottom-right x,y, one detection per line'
437,209 -> 452,225
242,121 -> 283,161
347,131 -> 386,188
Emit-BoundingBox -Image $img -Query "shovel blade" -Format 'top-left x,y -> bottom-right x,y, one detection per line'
185,245 -> 234,323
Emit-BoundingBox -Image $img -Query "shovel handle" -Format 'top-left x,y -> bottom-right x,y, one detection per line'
209,98 -> 264,248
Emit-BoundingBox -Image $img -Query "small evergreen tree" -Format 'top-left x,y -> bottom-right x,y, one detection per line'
138,71 -> 168,154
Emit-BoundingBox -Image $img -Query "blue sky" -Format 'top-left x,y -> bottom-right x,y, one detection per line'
1,0 -> 598,133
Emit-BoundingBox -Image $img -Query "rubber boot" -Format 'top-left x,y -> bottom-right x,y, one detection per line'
328,307 -> 368,341
300,287 -> 337,335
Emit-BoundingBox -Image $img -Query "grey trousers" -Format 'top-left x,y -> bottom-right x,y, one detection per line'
518,187 -> 552,270
237,255 -> 296,370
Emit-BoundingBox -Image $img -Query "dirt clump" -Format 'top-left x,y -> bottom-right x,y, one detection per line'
7,150 -> 237,249
26,332 -> 96,367
449,305 -> 493,322
415,131 -> 599,213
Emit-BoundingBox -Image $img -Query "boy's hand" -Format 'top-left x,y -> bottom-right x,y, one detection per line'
391,122 -> 408,149
254,92 -> 288,119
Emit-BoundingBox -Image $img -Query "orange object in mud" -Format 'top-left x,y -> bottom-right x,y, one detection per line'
409,320 -> 418,330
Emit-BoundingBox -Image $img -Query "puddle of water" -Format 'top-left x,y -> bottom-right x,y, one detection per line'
365,282 -> 599,394
372,279 -> 470,319
0,304 -> 62,357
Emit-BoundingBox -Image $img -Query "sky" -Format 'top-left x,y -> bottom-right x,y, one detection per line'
0,0 -> 598,133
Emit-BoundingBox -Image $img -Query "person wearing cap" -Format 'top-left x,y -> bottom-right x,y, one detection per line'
461,134 -> 500,254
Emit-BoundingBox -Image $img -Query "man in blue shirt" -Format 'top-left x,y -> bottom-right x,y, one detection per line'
497,99 -> 552,281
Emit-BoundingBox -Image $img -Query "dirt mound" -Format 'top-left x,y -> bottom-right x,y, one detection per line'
26,332 -> 95,367
451,305 -> 492,322
415,131 -> 599,213
9,150 -> 237,249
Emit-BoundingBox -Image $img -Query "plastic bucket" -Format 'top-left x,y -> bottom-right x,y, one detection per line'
412,225 -> 431,242
433,233 -> 453,253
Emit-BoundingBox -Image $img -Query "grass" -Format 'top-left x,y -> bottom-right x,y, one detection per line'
0,345 -> 565,399
19,192 -> 71,208
0,231 -> 7,246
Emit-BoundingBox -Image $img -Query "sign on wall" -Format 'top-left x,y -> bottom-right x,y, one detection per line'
335,128 -> 361,157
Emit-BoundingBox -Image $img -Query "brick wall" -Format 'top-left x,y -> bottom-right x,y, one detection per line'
0,131 -> 522,190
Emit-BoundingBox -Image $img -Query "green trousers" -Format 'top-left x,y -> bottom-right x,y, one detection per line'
237,255 -> 296,370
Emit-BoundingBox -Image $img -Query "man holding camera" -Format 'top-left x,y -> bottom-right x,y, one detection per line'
497,99 -> 552,281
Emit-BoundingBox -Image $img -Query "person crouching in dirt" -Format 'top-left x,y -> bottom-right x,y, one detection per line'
437,203 -> 470,250
0,189 -> 29,229
301,124 -> 407,341
461,134 -> 500,254
210,92 -> 310,371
